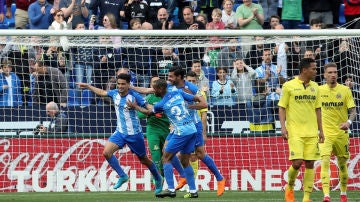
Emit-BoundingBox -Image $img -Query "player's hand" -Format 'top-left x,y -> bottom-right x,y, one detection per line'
126,99 -> 138,109
281,127 -> 288,140
340,122 -> 350,130
183,87 -> 193,94
318,131 -> 325,143
76,82 -> 89,89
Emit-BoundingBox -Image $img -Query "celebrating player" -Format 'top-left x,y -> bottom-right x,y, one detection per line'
278,58 -> 324,202
77,74 -> 163,195
319,63 -> 356,202
128,78 -> 205,198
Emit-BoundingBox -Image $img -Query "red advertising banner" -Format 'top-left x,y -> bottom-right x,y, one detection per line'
0,137 -> 359,192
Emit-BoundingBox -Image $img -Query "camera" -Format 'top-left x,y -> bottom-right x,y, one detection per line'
33,124 -> 43,135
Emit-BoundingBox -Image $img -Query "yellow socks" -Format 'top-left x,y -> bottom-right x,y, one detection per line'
190,159 -> 199,179
321,155 -> 330,196
303,168 -> 314,201
338,157 -> 348,193
287,165 -> 299,190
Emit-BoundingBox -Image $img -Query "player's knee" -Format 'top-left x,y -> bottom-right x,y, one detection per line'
102,150 -> 112,159
292,160 -> 303,169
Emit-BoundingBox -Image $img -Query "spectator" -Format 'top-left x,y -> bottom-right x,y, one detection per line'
28,0 -> 53,29
287,36 -> 301,78
0,0 -> 4,23
198,0 -> 220,20
176,6 -> 205,68
195,13 -> 208,27
268,14 -> 280,29
236,0 -> 264,30
272,24 -> 288,79
258,0 -> 278,29
31,60 -> 68,107
246,80 -> 276,133
211,66 -> 236,106
166,0 -> 190,25
123,0 -> 151,23
146,0 -> 167,23
72,22 -> 94,96
48,9 -> 73,51
281,0 -> 302,29
0,59 -> 22,107
88,0 -> 124,29
191,59 -> 209,92
100,13 -> 122,48
221,0 -> 237,29
231,58 -> 256,103
244,36 -> 266,68
43,44 -> 70,75
93,36 -> 122,90
59,0 -> 89,29
255,49 -> 286,92
153,47 -> 184,78
6,0 -> 37,29
217,38 -> 243,69
344,73 -> 360,102
151,7 -> 173,30
206,8 -> 225,30
343,0 -> 360,29
38,101 -> 69,134
129,17 -> 142,29
304,0 -> 340,28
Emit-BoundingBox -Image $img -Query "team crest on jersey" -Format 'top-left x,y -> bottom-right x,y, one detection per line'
310,87 -> 315,93
336,93 -> 342,99
140,4 -> 144,9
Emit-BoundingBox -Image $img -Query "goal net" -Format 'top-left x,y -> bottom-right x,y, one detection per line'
0,29 -> 359,192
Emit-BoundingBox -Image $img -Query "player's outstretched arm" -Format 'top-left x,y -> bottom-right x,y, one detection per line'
278,107 -> 288,140
127,100 -> 153,115
188,94 -> 208,110
130,86 -> 155,94
77,82 -> 107,97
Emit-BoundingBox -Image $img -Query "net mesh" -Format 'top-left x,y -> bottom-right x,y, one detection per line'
0,31 -> 359,192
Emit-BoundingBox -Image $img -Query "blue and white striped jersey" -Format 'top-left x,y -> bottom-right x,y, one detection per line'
107,89 -> 146,135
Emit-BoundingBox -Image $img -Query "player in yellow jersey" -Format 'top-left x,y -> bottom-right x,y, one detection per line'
278,58 -> 325,202
319,63 -> 356,202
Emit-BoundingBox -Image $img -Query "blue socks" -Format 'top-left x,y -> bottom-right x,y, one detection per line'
171,155 -> 185,178
164,163 -> 175,189
202,154 -> 223,181
107,155 -> 126,177
184,165 -> 196,191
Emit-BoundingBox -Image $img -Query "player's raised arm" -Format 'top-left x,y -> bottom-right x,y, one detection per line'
182,91 -> 208,110
130,85 -> 155,94
77,82 -> 107,97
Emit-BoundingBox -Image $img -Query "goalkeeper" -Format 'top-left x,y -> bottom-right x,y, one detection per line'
318,63 -> 356,202
137,76 -> 170,178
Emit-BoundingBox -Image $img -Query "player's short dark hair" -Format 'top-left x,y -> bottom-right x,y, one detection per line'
117,73 -> 131,83
299,58 -> 316,73
169,66 -> 185,79
192,59 -> 201,65
186,71 -> 197,78
324,62 -> 337,71
153,79 -> 167,90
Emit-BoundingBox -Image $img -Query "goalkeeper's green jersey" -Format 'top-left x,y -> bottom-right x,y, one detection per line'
138,94 -> 170,133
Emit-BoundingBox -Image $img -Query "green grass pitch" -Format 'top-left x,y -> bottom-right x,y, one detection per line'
0,191 -> 359,202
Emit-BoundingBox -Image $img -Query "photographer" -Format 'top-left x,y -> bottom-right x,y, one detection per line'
37,101 -> 68,134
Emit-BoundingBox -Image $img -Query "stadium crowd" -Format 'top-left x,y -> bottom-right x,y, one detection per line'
0,0 -> 359,111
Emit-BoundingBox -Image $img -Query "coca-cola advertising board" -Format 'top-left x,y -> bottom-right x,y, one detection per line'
0,137 -> 359,192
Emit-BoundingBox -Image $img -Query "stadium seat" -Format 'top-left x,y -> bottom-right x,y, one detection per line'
81,89 -> 94,106
339,4 -> 346,25
68,89 -> 79,106
233,3 -> 241,12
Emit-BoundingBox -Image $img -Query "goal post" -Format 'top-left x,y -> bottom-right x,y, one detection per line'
0,29 -> 359,192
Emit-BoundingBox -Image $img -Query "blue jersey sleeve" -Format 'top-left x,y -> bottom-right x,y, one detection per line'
180,90 -> 195,102
185,81 -> 199,95
153,99 -> 165,113
107,89 -> 118,99
130,89 -> 147,108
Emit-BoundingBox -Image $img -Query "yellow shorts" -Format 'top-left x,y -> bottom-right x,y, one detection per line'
288,136 -> 320,160
319,134 -> 350,158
